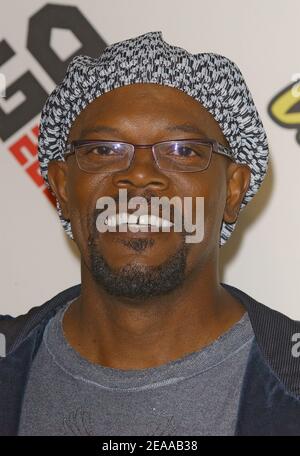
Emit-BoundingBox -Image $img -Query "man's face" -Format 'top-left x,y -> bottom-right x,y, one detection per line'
48,83 -> 250,300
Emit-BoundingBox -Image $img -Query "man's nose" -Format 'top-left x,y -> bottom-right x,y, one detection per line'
112,146 -> 169,190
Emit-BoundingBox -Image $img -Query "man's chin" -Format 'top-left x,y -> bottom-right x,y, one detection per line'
88,244 -> 188,301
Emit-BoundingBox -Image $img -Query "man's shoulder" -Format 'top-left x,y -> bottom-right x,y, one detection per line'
0,284 -> 81,354
222,283 -> 300,397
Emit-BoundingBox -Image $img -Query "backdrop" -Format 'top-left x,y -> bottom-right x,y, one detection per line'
1,0 -> 299,318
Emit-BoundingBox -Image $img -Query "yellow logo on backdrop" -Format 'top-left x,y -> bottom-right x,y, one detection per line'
268,77 -> 300,145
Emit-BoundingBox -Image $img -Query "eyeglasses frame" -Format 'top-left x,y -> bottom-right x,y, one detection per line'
64,138 -> 235,173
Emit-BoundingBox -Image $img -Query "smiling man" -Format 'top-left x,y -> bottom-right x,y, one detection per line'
1,31 -> 300,436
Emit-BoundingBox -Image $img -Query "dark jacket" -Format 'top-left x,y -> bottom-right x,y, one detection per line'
0,283 -> 300,436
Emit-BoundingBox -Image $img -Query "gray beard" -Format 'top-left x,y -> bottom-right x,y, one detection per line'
88,232 -> 188,301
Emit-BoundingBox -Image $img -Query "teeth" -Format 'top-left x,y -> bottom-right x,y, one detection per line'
105,214 -> 117,227
128,214 -> 138,224
105,212 -> 173,228
139,214 -> 149,225
161,219 -> 173,228
118,212 -> 128,225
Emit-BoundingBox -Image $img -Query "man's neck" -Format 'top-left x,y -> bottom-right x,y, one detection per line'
62,263 -> 245,370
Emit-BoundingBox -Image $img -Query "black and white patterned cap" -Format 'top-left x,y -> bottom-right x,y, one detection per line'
38,31 -> 269,246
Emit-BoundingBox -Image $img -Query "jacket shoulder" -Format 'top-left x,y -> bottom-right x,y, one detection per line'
0,284 -> 81,354
222,283 -> 300,397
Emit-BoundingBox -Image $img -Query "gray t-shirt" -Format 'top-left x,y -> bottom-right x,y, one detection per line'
18,300 -> 254,436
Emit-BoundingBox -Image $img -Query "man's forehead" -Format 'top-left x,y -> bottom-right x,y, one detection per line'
74,83 -> 212,114
68,85 -> 228,145
79,123 -> 208,138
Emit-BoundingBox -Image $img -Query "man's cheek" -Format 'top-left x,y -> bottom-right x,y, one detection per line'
69,204 -> 89,243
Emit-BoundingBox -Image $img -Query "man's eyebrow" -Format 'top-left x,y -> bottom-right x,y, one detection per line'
165,124 -> 208,137
80,123 -> 208,138
80,126 -> 121,137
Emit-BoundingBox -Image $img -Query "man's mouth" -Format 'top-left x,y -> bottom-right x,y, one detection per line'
104,212 -> 174,231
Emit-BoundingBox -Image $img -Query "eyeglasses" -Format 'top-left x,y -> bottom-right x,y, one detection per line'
64,138 -> 234,173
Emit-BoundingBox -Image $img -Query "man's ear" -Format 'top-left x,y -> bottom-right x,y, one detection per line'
47,160 -> 70,220
223,163 -> 251,224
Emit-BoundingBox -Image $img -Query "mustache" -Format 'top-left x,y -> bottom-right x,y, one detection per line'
101,189 -> 161,207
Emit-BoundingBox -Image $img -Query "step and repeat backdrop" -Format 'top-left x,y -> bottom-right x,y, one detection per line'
0,0 -> 299,317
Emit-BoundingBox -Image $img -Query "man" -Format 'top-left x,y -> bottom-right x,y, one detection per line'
1,31 -> 300,436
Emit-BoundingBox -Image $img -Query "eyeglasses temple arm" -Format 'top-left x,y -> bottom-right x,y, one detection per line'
64,143 -> 74,158
215,143 -> 235,160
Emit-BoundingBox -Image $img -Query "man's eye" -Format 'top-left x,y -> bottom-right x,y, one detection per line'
170,146 -> 196,157
89,146 -> 118,156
